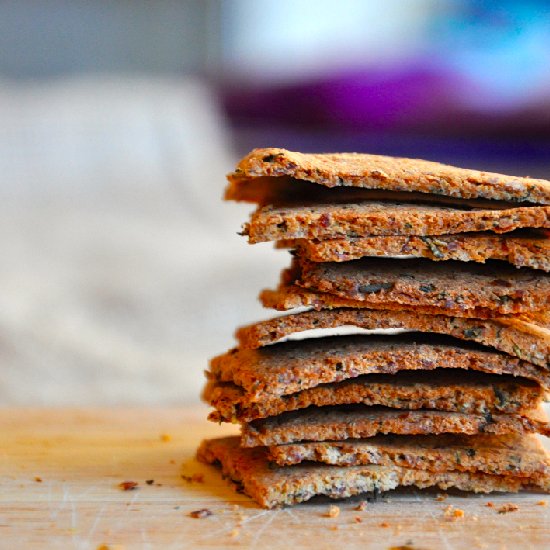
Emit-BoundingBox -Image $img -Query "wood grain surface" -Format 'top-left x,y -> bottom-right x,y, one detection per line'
1,407 -> 549,550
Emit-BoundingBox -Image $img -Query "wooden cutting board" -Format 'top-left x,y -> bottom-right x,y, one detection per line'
1,407 -> 549,550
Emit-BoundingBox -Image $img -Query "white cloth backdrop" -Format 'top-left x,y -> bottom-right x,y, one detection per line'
0,76 -> 287,405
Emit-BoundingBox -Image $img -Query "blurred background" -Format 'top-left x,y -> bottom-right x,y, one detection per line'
1,0 -> 549,405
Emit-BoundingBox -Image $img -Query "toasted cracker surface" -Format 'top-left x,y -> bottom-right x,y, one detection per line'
197,436 -> 546,508
287,231 -> 550,271
226,148 -> 550,205
241,405 -> 550,447
209,335 -> 550,401
205,370 -> 542,423
260,282 -> 547,320
260,283 -> 483,318
293,258 -> 550,317
245,202 -> 550,243
268,433 -> 550,482
235,308 -> 550,368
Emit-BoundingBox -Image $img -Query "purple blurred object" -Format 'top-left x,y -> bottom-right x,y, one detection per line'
222,64 -> 474,131
221,62 -> 550,140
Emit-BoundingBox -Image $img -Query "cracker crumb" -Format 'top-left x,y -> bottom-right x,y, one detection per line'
497,503 -> 519,514
486,501 -> 494,508
160,433 -> 172,442
189,509 -> 213,519
34,476 -> 43,483
329,525 -> 339,531
230,528 -> 239,537
380,521 -> 390,528
435,493 -> 448,501
181,473 -> 205,483
355,501 -> 367,511
537,500 -> 547,506
118,481 -> 138,491
325,505 -> 340,518
443,505 -> 464,520
354,516 -> 362,523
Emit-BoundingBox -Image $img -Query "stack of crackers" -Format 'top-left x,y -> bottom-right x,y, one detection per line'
198,148 -> 550,509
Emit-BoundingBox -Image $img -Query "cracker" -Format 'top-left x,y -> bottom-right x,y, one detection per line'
197,436 -> 548,508
226,148 -> 550,205
291,257 -> 549,317
286,231 -> 550,271
209,335 -> 550,401
241,405 -> 550,447
268,433 -> 550,481
260,282 -> 542,320
258,283 -> 524,320
244,202 -> 550,243
235,308 -> 550,368
204,370 -> 543,423
228,177 -> 531,208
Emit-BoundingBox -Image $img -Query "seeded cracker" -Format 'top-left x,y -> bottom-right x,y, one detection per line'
226,148 -> 550,205
267,432 -> 550,484
293,257 -> 550,317
235,307 -> 550,368
197,436 -> 547,508
245,201 -> 550,243
284,230 -> 550,271
204,370 -> 542,423
240,405 -> 550,447
208,334 -> 550,402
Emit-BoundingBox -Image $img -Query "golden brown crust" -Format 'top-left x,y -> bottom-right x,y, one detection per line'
204,370 -> 542,423
235,308 -> 550,368
208,335 -> 550,401
241,405 -> 550,447
245,202 -> 550,243
268,433 -> 550,480
197,436 -> 548,508
260,282 -> 511,319
287,231 -> 550,271
226,148 -> 550,204
227,176 -> 533,209
293,258 -> 550,317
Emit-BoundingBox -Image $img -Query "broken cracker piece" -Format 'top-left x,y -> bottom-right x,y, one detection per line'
226,148 -> 550,205
197,436 -> 546,509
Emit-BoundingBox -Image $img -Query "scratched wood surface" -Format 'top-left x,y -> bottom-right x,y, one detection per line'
1,407 -> 549,550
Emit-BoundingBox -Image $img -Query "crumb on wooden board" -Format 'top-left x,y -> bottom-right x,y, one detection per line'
189,508 -> 213,519
498,503 -> 519,514
117,481 -> 138,491
325,505 -> 340,518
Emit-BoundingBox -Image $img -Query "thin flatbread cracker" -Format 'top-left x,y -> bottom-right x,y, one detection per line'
226,148 -> 550,205
198,436 -> 549,508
